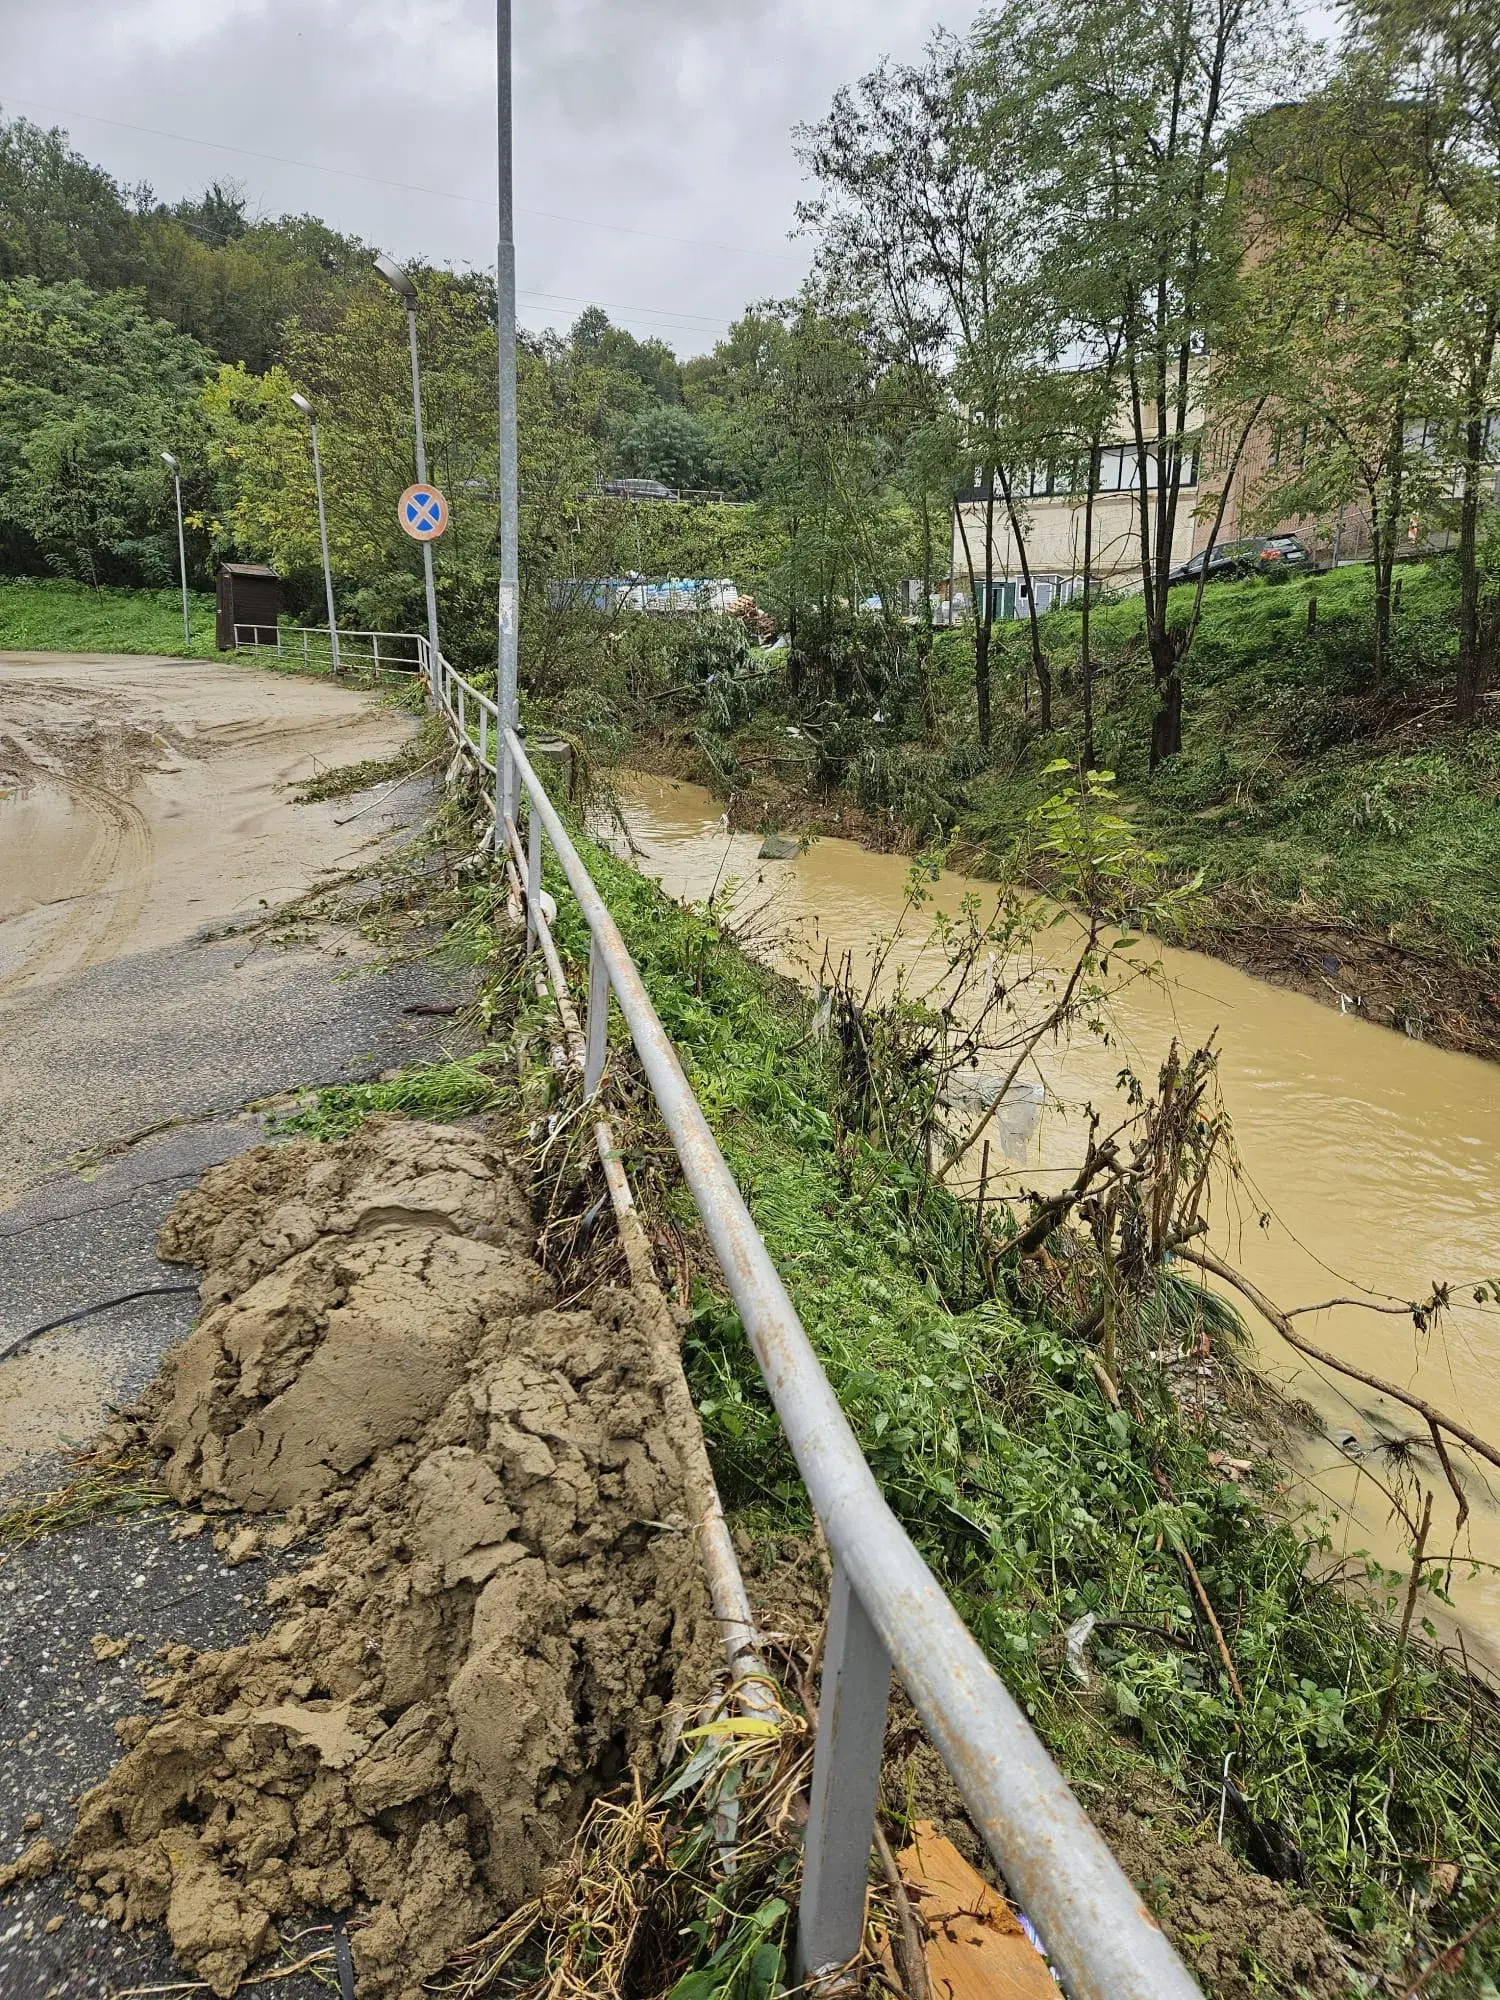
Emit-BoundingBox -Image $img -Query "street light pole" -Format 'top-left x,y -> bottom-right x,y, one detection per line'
374,254 -> 441,697
160,451 -> 191,651
290,393 -> 341,675
495,0 -> 520,831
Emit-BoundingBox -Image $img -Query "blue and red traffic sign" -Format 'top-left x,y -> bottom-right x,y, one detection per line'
398,483 -> 448,541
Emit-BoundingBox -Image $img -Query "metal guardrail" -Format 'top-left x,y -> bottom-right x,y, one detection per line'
233,624 -> 424,676
421,638 -> 1202,2000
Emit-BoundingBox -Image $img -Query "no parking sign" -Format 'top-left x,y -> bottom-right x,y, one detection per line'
398,483 -> 448,541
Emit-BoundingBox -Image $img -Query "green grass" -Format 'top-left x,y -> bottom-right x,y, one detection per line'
274,1050 -> 503,1140
0,575 -> 223,656
945,562 -> 1500,967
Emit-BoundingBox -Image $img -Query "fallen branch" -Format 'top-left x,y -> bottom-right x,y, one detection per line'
1175,1246 -> 1500,1481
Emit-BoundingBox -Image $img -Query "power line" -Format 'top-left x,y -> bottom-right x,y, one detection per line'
4,92 -> 806,266
517,286 -> 733,331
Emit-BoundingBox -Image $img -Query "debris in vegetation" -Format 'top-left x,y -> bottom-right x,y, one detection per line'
68,1118 -> 716,2000
895,1821 -> 1055,1999
756,833 -> 800,860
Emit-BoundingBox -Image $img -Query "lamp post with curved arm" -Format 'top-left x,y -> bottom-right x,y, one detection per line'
290,393 -> 340,675
160,451 -> 191,651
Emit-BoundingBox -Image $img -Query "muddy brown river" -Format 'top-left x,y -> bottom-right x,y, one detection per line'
613,771 -> 1500,1667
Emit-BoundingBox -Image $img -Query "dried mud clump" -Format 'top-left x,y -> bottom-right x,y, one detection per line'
69,1119 -> 716,2000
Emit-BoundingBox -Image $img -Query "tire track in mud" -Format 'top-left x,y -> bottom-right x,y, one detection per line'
0,760 -> 154,1000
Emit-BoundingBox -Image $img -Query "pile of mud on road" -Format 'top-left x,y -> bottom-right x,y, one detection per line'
67,1118 -> 716,1998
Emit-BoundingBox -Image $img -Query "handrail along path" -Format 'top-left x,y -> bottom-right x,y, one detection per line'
421,638 -> 1202,2000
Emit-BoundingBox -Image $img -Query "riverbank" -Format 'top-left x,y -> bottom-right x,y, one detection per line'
576,560 -> 1500,1062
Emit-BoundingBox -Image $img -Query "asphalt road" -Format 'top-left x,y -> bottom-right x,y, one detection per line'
0,655 -> 467,1995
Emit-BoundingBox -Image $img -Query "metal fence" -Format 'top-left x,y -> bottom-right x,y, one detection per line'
233,625 -> 424,676
419,635 -> 1201,2000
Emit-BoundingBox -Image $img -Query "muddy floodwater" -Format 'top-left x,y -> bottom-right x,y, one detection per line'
612,771 -> 1500,1666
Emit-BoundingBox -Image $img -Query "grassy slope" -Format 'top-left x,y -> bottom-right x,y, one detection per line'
291,819 -> 1500,1996
962,564 -> 1500,987
0,575 -> 222,655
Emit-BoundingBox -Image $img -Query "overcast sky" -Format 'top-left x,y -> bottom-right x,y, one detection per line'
0,0 -> 968,358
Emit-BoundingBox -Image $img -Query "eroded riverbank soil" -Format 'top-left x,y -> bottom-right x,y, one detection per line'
1191,891 -> 1500,1063
65,1118 -> 715,1998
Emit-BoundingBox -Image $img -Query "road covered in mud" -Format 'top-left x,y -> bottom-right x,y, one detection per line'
0,651 -> 414,1016
0,651 -> 464,1494
0,652 -> 487,1997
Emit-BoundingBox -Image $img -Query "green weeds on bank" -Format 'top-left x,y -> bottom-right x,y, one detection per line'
532,827 -> 1500,1987
275,1051 -> 505,1140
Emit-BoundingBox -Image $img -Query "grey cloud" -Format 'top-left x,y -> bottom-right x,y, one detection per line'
0,0 -> 955,353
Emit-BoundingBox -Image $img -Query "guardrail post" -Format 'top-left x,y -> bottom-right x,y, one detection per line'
797,1561 -> 892,1983
584,935 -> 609,1094
526,804 -> 542,955
302,630 -> 310,671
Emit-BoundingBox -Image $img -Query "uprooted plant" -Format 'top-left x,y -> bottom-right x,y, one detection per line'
815,762 -> 1200,1180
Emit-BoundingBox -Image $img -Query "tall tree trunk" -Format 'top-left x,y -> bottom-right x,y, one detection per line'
1456,317 -> 1498,723
952,481 -> 993,747
1372,399 -> 1409,696
1081,442 -> 1099,771
995,464 -> 1051,730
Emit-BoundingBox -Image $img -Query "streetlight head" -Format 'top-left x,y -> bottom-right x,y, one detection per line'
374,253 -> 416,303
161,451 -> 179,470
290,393 -> 314,418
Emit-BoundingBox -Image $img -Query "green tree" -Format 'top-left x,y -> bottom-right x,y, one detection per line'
1003,0 -> 1298,765
569,307 -> 683,405
799,36 -> 1062,743
1244,93 -> 1450,688
1341,0 -> 1500,718
0,116 -> 141,289
0,277 -> 212,587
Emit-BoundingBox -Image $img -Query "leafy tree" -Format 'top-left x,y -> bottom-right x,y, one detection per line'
171,181 -> 249,248
569,307 -> 683,405
0,277 -> 212,587
800,35 -> 1061,743
1005,0 -> 1299,765
1244,93 -> 1450,688
0,116 -> 142,290
1340,0 -> 1500,719
612,404 -> 711,490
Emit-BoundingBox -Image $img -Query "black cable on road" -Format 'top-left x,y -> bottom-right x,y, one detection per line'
0,1286 -> 200,1367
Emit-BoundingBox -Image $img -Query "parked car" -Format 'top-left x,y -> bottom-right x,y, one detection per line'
598,477 -> 678,502
1168,534 -> 1315,587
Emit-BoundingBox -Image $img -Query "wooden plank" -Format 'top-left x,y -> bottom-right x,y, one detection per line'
895,1820 -> 1057,2000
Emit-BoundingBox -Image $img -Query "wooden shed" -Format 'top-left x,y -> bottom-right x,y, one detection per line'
216,564 -> 281,650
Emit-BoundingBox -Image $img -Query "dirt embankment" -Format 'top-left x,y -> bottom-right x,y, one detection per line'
1191,893 -> 1500,1064
68,1119 -> 715,1998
